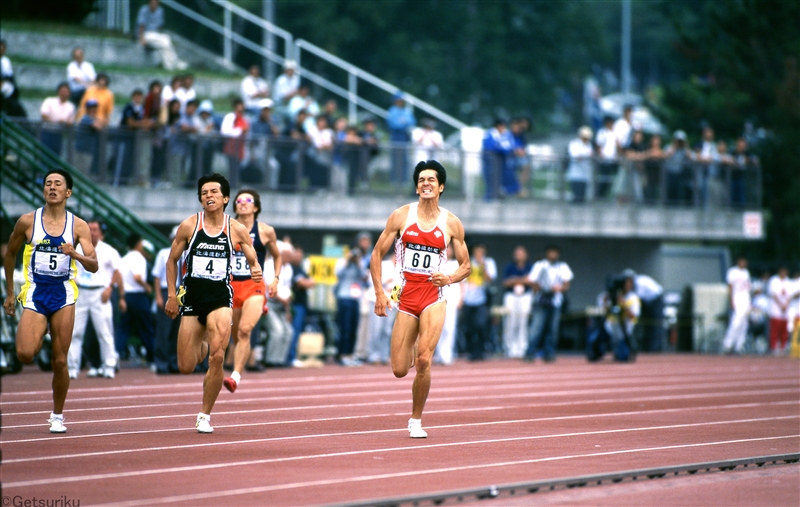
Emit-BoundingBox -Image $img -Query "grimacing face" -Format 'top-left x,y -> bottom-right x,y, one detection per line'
416,169 -> 443,199
200,182 -> 228,212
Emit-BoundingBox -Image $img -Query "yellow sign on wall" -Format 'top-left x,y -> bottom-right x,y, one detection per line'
307,256 -> 338,285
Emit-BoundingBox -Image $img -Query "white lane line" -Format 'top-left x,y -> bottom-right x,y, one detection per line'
3,402 -> 797,461
3,377 -> 796,417
4,419 -> 798,489
3,363 -> 793,398
3,387 -> 797,430
4,368 -> 795,406
86,435 -> 800,507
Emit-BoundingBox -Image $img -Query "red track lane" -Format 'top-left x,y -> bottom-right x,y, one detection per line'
1,355 -> 798,506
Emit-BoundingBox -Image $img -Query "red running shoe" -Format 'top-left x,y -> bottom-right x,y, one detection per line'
223,377 -> 237,393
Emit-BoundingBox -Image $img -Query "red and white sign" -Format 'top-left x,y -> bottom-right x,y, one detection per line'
743,211 -> 763,239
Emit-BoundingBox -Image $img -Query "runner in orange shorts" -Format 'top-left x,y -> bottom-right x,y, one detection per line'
223,189 -> 281,393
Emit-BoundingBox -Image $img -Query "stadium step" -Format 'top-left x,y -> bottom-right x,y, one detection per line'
0,114 -> 169,254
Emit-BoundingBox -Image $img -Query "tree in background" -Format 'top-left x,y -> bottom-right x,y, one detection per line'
4,0 -> 97,24
663,0 -> 800,263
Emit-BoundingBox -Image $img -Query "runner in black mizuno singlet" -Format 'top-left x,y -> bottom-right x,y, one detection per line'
180,211 -> 233,325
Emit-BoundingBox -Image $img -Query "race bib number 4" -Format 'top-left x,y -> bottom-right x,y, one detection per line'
191,256 -> 227,281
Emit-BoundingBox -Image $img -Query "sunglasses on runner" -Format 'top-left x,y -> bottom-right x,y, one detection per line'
236,197 -> 254,204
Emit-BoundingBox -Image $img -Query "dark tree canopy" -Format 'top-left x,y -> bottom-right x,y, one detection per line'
4,0 -> 98,24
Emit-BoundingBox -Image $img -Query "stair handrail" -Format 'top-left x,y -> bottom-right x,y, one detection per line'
0,116 -> 169,252
294,39 -> 468,131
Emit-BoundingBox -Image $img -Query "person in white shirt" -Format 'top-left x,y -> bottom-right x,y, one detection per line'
767,266 -> 792,354
151,225 -> 182,373
366,250 -> 398,365
435,244 -> 462,365
566,126 -> 594,202
721,256 -> 751,354
525,245 -> 573,362
612,105 -> 633,151
272,60 -> 300,106
67,220 -> 125,379
66,47 -> 96,105
174,74 -> 196,112
40,82 -> 76,156
137,0 -> 188,71
41,83 -> 76,124
629,270 -> 665,351
118,233 -> 155,364
595,115 -> 620,199
411,118 -> 444,164
287,82 -> 320,122
241,65 -> 271,117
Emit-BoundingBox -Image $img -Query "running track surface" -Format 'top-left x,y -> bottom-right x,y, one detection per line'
2,354 -> 798,507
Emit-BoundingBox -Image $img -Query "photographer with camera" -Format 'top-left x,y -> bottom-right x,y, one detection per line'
335,244 -> 369,366
590,271 -> 640,362
524,245 -> 573,362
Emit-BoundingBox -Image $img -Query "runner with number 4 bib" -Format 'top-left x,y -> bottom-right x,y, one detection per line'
371,160 -> 471,438
164,174 -> 261,433
3,168 -> 98,433
224,189 -> 281,393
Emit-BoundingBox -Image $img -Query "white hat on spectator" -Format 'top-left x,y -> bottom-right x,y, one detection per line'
198,100 -> 214,114
284,59 -> 297,70
258,98 -> 274,110
578,126 -> 592,139
673,130 -> 687,141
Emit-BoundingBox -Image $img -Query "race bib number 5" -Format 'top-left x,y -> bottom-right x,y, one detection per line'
232,253 -> 250,276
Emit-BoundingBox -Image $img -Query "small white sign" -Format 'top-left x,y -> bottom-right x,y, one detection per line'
743,211 -> 763,239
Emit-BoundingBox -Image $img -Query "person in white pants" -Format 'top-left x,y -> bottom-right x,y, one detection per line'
68,220 -> 125,378
435,244 -> 462,365
722,255 -> 751,354
137,0 -> 187,71
501,246 -> 533,358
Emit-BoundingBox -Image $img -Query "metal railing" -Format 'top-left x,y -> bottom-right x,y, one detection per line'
7,119 -> 762,210
0,115 -> 169,252
160,0 -> 467,130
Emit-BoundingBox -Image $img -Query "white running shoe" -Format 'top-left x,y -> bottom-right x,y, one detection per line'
87,367 -> 101,377
103,367 -> 115,379
68,369 -> 78,380
49,416 -> 67,433
408,418 -> 427,438
196,413 -> 213,434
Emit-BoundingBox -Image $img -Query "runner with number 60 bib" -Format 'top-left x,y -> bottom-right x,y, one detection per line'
371,160 -> 471,438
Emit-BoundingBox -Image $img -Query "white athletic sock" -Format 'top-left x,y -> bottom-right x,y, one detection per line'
408,417 -> 422,426
231,371 -> 241,384
50,412 -> 63,420
198,412 -> 211,421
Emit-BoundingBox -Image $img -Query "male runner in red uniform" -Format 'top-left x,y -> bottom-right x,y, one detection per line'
223,189 -> 281,392
371,160 -> 471,438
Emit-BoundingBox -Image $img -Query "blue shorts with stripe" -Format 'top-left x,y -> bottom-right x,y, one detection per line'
18,280 -> 78,317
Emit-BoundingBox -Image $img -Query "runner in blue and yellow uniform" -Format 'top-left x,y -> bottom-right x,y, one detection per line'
3,168 -> 98,433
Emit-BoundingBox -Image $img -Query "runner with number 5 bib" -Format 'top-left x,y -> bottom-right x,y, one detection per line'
224,189 -> 281,393
3,168 -> 98,433
370,160 -> 471,438
164,174 -> 262,433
